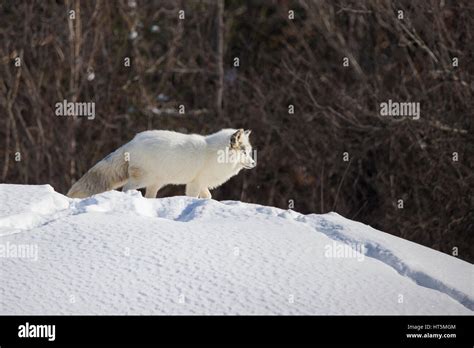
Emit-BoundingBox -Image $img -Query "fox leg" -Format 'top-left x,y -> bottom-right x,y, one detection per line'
199,188 -> 212,199
145,183 -> 161,199
123,166 -> 147,192
185,182 -> 201,198
122,178 -> 142,192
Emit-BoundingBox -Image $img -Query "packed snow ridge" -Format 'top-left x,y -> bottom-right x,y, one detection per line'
0,184 -> 472,315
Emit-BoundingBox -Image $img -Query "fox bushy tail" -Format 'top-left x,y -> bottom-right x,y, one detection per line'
67,147 -> 129,198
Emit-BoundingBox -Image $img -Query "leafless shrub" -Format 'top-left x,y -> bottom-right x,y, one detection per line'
0,0 -> 472,261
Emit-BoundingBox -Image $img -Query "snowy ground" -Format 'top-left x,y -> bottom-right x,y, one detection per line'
0,184 -> 472,315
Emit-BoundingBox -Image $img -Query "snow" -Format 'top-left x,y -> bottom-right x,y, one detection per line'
0,184 -> 472,315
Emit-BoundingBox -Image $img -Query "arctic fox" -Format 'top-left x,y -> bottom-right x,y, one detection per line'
67,128 -> 256,199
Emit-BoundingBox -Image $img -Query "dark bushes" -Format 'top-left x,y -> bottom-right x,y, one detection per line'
1,0 -> 472,261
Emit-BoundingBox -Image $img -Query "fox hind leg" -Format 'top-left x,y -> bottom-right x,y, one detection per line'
145,183 -> 162,198
122,178 -> 143,192
123,165 -> 148,193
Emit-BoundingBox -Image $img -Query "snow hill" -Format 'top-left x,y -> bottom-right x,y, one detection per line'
0,184 -> 472,315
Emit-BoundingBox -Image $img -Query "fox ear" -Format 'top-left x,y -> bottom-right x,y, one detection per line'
244,129 -> 252,137
230,128 -> 244,149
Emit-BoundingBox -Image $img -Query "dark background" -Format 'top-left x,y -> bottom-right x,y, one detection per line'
0,0 -> 472,262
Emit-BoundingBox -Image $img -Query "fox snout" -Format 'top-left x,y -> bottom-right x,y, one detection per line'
244,159 -> 256,169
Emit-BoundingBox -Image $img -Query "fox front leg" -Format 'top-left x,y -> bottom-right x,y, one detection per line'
199,188 -> 212,199
185,182 -> 201,198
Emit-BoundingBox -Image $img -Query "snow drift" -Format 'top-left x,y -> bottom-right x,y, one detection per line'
0,184 -> 472,315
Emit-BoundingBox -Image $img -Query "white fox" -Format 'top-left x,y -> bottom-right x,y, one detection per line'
67,128 -> 256,199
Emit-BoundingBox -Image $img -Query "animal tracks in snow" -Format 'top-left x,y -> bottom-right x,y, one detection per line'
1,184 -> 472,314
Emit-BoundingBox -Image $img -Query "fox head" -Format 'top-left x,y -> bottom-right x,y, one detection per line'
230,128 -> 256,169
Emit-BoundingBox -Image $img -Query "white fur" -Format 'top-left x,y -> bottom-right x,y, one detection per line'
67,128 -> 255,199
